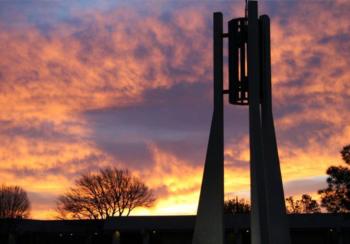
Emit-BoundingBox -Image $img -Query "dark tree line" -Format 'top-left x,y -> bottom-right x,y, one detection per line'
224,194 -> 320,215
285,194 -> 320,214
0,167 -> 155,220
224,197 -> 251,214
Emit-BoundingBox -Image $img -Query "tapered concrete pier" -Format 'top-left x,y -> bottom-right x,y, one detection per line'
192,12 -> 224,244
193,2 -> 290,244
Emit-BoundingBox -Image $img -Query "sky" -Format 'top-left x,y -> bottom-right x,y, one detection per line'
0,0 -> 349,219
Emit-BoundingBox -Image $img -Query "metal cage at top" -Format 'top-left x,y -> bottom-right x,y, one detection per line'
228,17 -> 249,105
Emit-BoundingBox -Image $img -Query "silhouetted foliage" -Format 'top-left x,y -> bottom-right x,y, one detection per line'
299,194 -> 321,213
318,145 -> 350,213
224,196 -> 251,214
286,196 -> 301,214
341,145 -> 350,165
318,166 -> 350,213
57,167 -> 156,219
285,194 -> 320,214
0,185 -> 30,219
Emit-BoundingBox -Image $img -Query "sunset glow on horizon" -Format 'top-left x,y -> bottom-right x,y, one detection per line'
0,0 -> 349,219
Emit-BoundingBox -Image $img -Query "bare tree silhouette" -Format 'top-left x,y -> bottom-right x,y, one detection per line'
57,167 -> 155,219
0,185 -> 30,219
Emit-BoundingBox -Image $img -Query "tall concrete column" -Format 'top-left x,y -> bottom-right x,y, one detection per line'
192,12 -> 224,244
194,3 -> 290,244
260,15 -> 291,244
247,2 -> 269,244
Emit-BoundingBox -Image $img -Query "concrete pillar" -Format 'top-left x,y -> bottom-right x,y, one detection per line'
259,14 -> 291,244
112,230 -> 120,244
192,12 -> 224,244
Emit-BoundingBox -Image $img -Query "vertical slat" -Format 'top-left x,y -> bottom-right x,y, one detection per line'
243,20 -> 248,102
228,19 -> 238,104
240,23 -> 245,86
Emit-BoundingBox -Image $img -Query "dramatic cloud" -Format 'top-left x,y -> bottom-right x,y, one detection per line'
0,0 -> 349,218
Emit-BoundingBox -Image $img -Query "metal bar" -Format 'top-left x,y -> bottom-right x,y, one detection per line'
240,24 -> 245,85
228,19 -> 239,104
